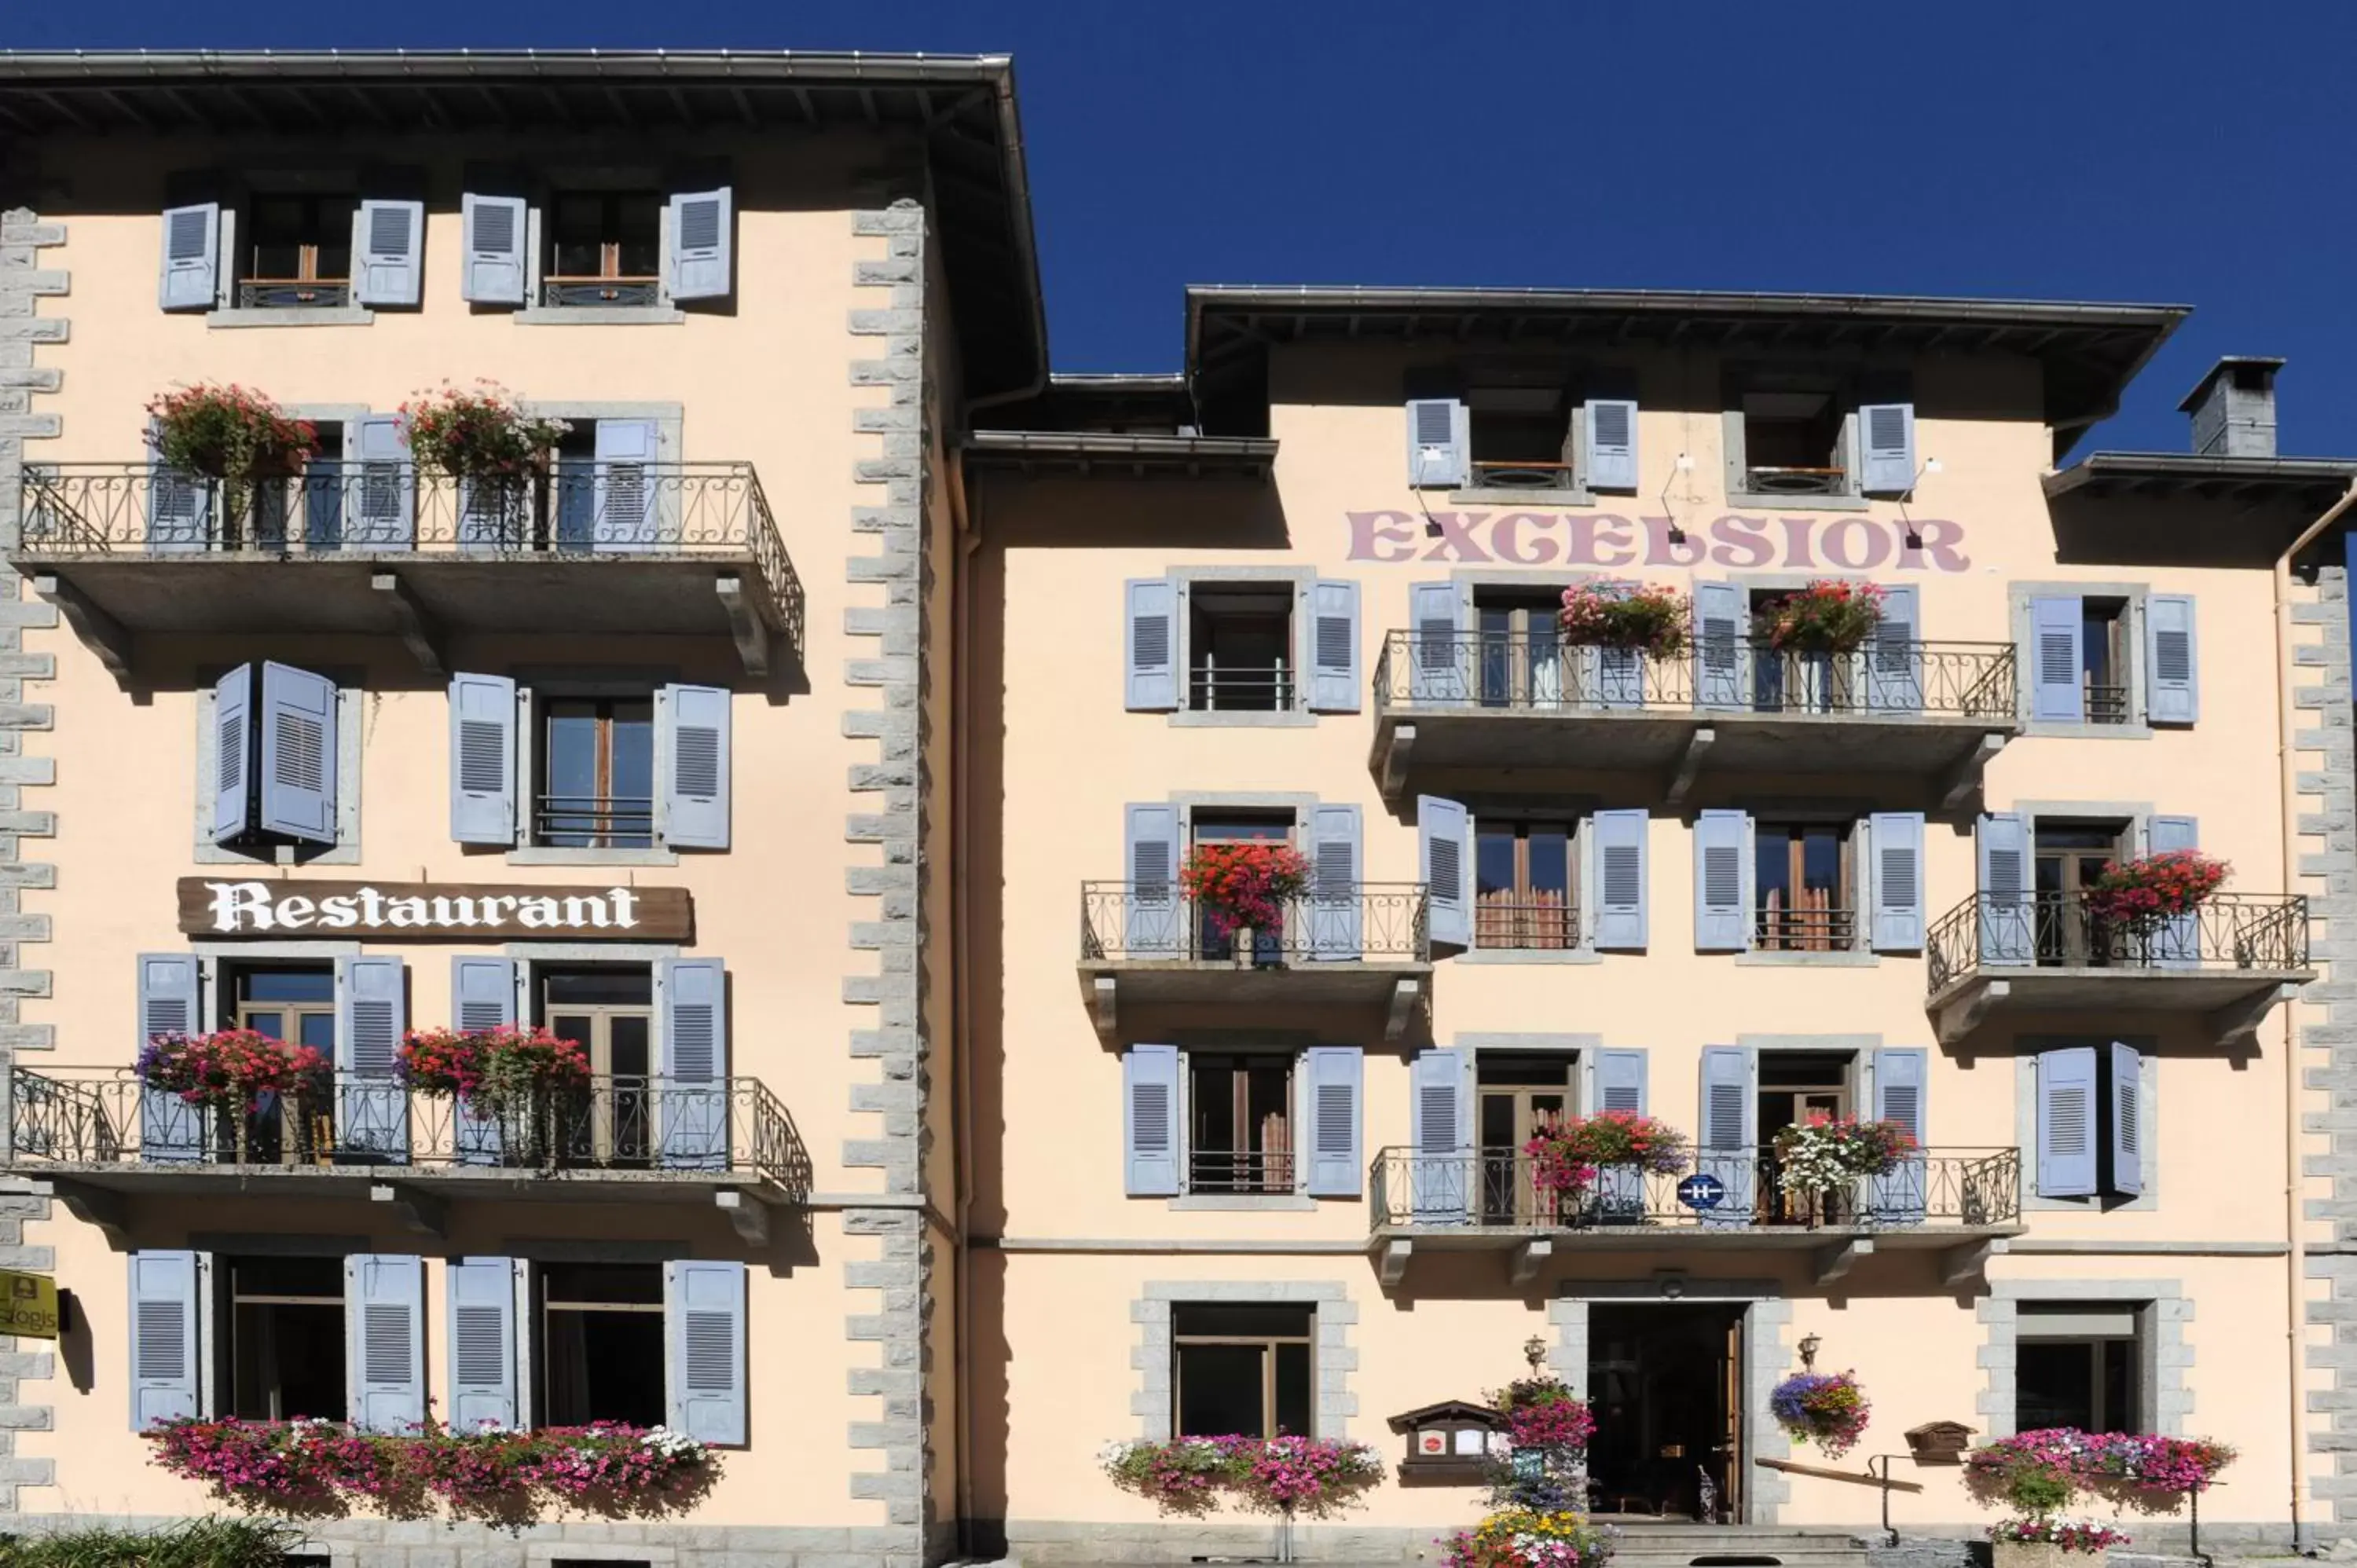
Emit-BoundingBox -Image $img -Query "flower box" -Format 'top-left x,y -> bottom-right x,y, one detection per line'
1558,582 -> 1689,658
399,380 -> 572,482
1772,1114 -> 1914,1203
146,383 -> 320,481
1754,580 -> 1886,655
1179,843 -> 1311,958
2083,851 -> 2229,929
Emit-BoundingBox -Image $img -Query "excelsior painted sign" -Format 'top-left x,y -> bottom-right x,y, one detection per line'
1346,511 -> 1972,572
178,879 -> 692,941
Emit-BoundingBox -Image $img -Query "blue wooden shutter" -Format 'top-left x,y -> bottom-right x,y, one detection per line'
450,958 -> 517,1166
658,958 -> 729,1169
158,202 -> 218,311
1584,398 -> 1639,490
2148,814 -> 2201,966
1692,810 -> 1750,952
258,662 -> 337,845
1871,584 -> 1923,712
1309,578 -> 1362,713
345,1253 -> 425,1434
146,419 -> 213,551
2146,594 -> 2198,725
354,199 -> 424,307
1870,811 -> 1927,953
2108,1041 -> 2144,1197
1871,1047 -> 1929,1222
335,956 -> 409,1162
667,187 -> 734,302
1418,795 -> 1471,948
1693,581 -> 1747,710
2031,595 -> 2084,722
128,1250 -> 201,1428
1307,803 -> 1363,962
592,419 -> 660,551
137,954 -> 204,1164
1592,1048 -> 1649,1218
445,1256 -> 518,1432
1977,812 -> 2033,965
1859,402 -> 1916,494
1408,581 -> 1466,703
1303,1046 -> 1364,1198
1124,803 -> 1182,955
1124,578 -> 1179,711
349,414 -> 416,549
1590,808 -> 1649,951
301,433 -> 346,552
1123,1043 -> 1181,1196
210,664 -> 254,845
1409,1048 -> 1468,1222
660,684 -> 732,851
460,193 -> 528,305
665,1259 -> 746,1444
2036,1046 -> 2099,1198
1406,398 -> 1469,489
448,673 -> 518,847
1696,1046 -> 1756,1222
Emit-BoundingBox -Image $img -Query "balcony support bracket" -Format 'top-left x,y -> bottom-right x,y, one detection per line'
1939,733 -> 2009,811
1386,978 -> 1423,1044
1666,726 -> 1716,806
370,573 -> 447,678
370,1181 -> 448,1239
716,574 -> 772,679
1941,1237 -> 2009,1289
31,574 -> 130,681
1813,1236 -> 1873,1287
1509,1237 -> 1552,1287
1934,980 -> 2010,1047
1379,1238 -> 1413,1290
716,1188 -> 772,1247
2207,983 -> 2298,1051
1092,976 -> 1119,1039
1379,724 -> 1417,801
37,1179 -> 128,1248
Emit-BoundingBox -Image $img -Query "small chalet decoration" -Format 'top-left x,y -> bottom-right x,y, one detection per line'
1905,1420 -> 1978,1466
1389,1400 -> 1508,1487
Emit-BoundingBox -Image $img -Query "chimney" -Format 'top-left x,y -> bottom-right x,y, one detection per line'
2179,356 -> 2283,457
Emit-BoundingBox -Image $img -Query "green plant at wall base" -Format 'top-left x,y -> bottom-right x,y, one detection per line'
0,1516 -> 303,1567
398,380 -> 572,479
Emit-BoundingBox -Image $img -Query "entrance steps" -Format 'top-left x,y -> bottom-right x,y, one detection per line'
1603,1526 -> 1875,1568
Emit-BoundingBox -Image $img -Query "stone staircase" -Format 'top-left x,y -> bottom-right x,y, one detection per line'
1602,1525 -> 1877,1568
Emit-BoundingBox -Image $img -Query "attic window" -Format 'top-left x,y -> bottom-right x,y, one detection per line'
1740,388 -> 1848,496
1466,387 -> 1574,490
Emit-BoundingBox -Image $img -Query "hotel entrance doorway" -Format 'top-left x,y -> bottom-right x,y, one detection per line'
1585,1302 -> 1746,1522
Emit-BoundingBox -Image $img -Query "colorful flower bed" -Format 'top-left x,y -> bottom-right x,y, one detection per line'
1966,1428 -> 2235,1513
1559,582 -> 1689,657
1772,1114 -> 1915,1198
398,380 -> 571,480
1441,1507 -> 1618,1568
137,1030 -> 324,1113
147,383 -> 319,479
1768,1370 -> 1871,1460
2083,851 -> 2229,929
1754,580 -> 1886,654
1178,842 -> 1312,940
1989,1517 -> 2133,1552
1524,1113 -> 1689,1200
1099,1435 -> 1384,1517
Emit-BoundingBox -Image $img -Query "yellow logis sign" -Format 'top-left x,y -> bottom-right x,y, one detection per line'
0,1269 -> 60,1340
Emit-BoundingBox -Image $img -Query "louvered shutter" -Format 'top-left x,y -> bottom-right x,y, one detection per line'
460,192 -> 528,305
158,202 -> 219,311
1123,1043 -> 1182,1196
2036,1045 -> 2099,1198
1124,803 -> 1182,955
345,1254 -> 425,1434
659,684 -> 732,850
1124,578 -> 1180,711
2147,814 -> 2200,967
445,1256 -> 518,1432
146,419 -> 213,551
1406,398 -> 1469,489
1871,1047 -> 1929,1222
1309,578 -> 1362,713
1307,803 -> 1363,962
1870,811 -> 1926,952
1859,402 -> 1917,494
301,433 -> 346,551
2031,595 -> 2084,722
335,957 -> 408,1161
137,954 -> 204,1164
658,958 -> 729,1169
1409,1048 -> 1469,1222
354,199 -> 424,307
1590,808 -> 1649,951
210,664 -> 254,846
666,186 -> 734,302
1408,581 -> 1467,703
1584,398 -> 1639,491
2146,594 -> 2199,725
592,418 -> 661,551
1696,1046 -> 1757,1222
128,1250 -> 201,1428
665,1259 -> 746,1444
450,958 -> 517,1165
1871,584 -> 1923,712
1692,810 -> 1750,951
1977,812 -> 2033,965
1418,795 -> 1472,948
349,414 -> 416,549
1303,1046 -> 1364,1198
1592,1048 -> 1649,1218
447,673 -> 518,846
1694,581 -> 1747,710
2109,1041 -> 2144,1197
258,662 -> 337,845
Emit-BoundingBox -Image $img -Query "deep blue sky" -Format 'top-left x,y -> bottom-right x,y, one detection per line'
9,2 -> 2352,456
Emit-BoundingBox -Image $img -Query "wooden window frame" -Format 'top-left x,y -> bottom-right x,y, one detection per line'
1184,1049 -> 1296,1196
536,696 -> 656,850
545,190 -> 664,287
223,1255 -> 344,1423
538,968 -> 656,1167
1171,1306 -> 1317,1439
1752,819 -> 1856,951
242,192 -> 356,288
535,1260 -> 665,1429
1473,817 -> 1579,950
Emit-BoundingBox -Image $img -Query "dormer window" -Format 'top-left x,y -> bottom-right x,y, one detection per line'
1739,388 -> 1848,496
1466,387 -> 1574,491
241,193 -> 356,309
546,191 -> 664,308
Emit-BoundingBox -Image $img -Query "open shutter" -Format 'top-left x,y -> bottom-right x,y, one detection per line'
658,958 -> 729,1169
1697,1046 -> 1757,1222
1418,795 -> 1471,948
1409,1048 -> 1469,1222
1123,1043 -> 1181,1197
1584,398 -> 1639,491
1977,811 -> 2033,965
1303,1046 -> 1364,1198
665,1259 -> 747,1444
2109,1042 -> 2145,1197
210,664 -> 254,846
1870,811 -> 1926,952
1406,398 -> 1469,489
2148,814 -> 2201,967
1590,808 -> 1649,951
1694,581 -> 1747,711
666,186 -> 733,302
1309,578 -> 1362,713
1124,803 -> 1182,955
448,673 -> 519,847
1307,803 -> 1363,962
335,956 -> 408,1161
2036,1046 -> 2099,1198
345,1254 -> 425,1434
1124,578 -> 1179,711
158,202 -> 219,311
1408,581 -> 1466,703
1871,583 -> 1923,712
451,958 -> 517,1165
592,418 -> 660,551
1871,1047 -> 1929,1222
348,414 -> 416,549
1692,810 -> 1750,952
2031,595 -> 2084,722
300,429 -> 347,551
460,192 -> 528,305
659,684 -> 732,850
446,1256 -> 519,1433
2146,594 -> 2199,725
258,662 -> 337,845
354,199 -> 424,307
1859,402 -> 1917,494
137,954 -> 205,1163
1593,1048 -> 1649,1216
128,1250 -> 201,1429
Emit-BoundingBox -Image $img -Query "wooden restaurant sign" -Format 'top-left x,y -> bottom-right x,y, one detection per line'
178,879 -> 692,941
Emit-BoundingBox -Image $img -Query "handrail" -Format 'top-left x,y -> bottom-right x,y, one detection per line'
1080,881 -> 1431,963
1926,890 -> 2311,989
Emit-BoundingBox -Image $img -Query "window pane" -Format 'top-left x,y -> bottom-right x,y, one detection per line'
297,1013 -> 336,1053
242,969 -> 335,1004
1755,826 -> 1793,903
241,1009 -> 287,1042
610,702 -> 656,847
544,1306 -> 665,1427
1527,828 -> 1571,896
231,1256 -> 343,1299
312,198 -> 354,280
1802,828 -> 1842,895
1191,815 -> 1292,844
1274,1343 -> 1313,1437
1176,1343 -> 1266,1438
1191,1060 -> 1239,1156
544,703 -> 602,844
248,196 -> 306,279
616,194 -> 663,277
2101,1339 -> 2136,1434
543,968 -> 655,1007
610,1015 -> 651,1079
552,195 -> 606,277
542,1262 -> 662,1306
1173,1304 -> 1314,1338
2016,1340 -> 2098,1431
232,1301 -> 346,1421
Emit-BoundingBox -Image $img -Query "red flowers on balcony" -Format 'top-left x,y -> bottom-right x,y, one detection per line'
136,1030 -> 324,1113
398,379 -> 572,480
2083,850 -> 2229,928
396,1025 -> 590,1113
1755,579 -> 1888,654
1523,1112 -> 1692,1196
145,383 -> 320,479
1180,842 -> 1312,939
1557,581 -> 1691,656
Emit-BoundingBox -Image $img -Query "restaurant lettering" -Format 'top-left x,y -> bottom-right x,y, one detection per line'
1346,511 -> 1971,573
178,879 -> 694,941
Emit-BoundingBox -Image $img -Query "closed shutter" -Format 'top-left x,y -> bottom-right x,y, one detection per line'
258,662 -> 338,845
1406,398 -> 1469,489
447,673 -> 519,847
1590,808 -> 1650,951
349,413 -> 416,549
1869,811 -> 1927,952
658,684 -> 732,850
1697,1045 -> 1757,1221
345,1254 -> 425,1434
1692,810 -> 1750,952
1408,581 -> 1466,703
666,187 -> 734,302
2031,596 -> 2084,722
146,419 -> 213,551
592,418 -> 661,551
2109,1041 -> 2144,1197
128,1250 -> 202,1429
1593,1048 -> 1649,1216
445,1256 -> 518,1432
1308,578 -> 1362,713
1124,578 -> 1179,712
2146,594 -> 2199,725
2148,814 -> 2201,967
1417,795 -> 1472,948
1859,401 -> 1917,494
2036,1046 -> 2099,1198
1871,584 -> 1923,712
460,193 -> 529,305
1123,1043 -> 1182,1196
665,1259 -> 747,1444
1307,803 -> 1363,962
1584,398 -> 1639,491
1303,1046 -> 1364,1198
1976,812 -> 2033,965
658,958 -> 730,1169
1871,1047 -> 1929,1222
1409,1048 -> 1468,1222
1694,581 -> 1747,710
1123,803 -> 1182,955
158,202 -> 219,312
210,663 -> 254,845
450,957 -> 517,1165
137,954 -> 205,1163
353,199 -> 425,307
335,956 -> 408,1161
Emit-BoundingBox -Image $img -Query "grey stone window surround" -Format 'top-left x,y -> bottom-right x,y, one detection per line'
191,183 -> 387,328
207,306 -> 375,328
1132,1280 -> 1357,1439
1977,1278 -> 2190,1438
1160,1006 -> 1322,1206
1458,783 -> 1600,965
504,659 -> 687,868
1163,564 -> 1322,728
516,306 -> 687,326
1455,1031 -> 1603,1115
1717,797 -> 1886,965
189,942 -> 362,1031
1736,1033 -> 1890,1130
1446,389 -> 1597,506
2014,1034 -> 2160,1211
192,666 -> 368,866
1721,395 -> 1868,512
2008,580 -> 2155,738
514,174 -> 686,318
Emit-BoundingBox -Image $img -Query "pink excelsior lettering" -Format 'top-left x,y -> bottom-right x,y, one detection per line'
1343,511 -> 1970,572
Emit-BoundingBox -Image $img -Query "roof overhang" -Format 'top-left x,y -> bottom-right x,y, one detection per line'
2044,451 -> 2357,506
964,430 -> 1275,479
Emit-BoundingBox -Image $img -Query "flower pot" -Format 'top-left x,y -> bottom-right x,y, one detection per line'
1993,1541 -> 2073,1568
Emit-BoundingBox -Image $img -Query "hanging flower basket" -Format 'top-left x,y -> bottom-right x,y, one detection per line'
2082,851 -> 2228,929
1771,1114 -> 1914,1199
1179,843 -> 1311,942
1523,1112 -> 1689,1201
146,383 -> 320,481
1768,1369 -> 1871,1460
137,1030 -> 324,1114
1558,582 -> 1690,657
1754,580 -> 1886,654
398,380 -> 572,481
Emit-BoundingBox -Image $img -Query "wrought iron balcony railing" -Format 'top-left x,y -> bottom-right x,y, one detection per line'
1926,891 -> 2311,987
1370,1145 -> 2021,1233
1186,663 -> 1299,712
1468,459 -> 1578,491
237,279 -> 354,310
1189,1149 -> 1296,1196
541,277 -> 663,308
1080,881 -> 1431,965
532,793 -> 657,851
1373,631 -> 2017,719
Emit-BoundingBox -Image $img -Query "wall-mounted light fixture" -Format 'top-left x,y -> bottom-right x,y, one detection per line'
1798,1332 -> 1824,1370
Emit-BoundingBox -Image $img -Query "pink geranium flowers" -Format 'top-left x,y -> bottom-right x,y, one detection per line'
1101,1435 -> 1384,1517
